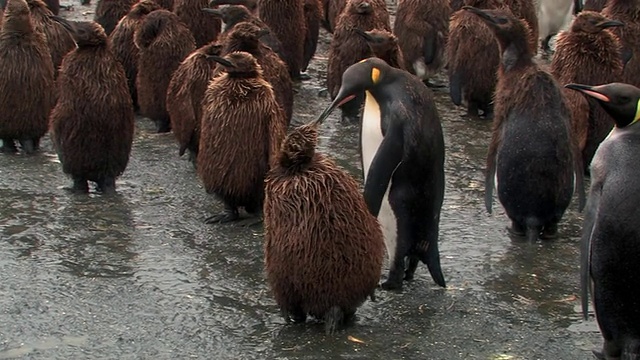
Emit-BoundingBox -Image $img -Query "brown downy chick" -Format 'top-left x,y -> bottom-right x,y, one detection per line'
264,120 -> 384,335
0,0 -> 54,154
583,0 -> 606,11
49,20 -> 134,194
602,0 -> 640,87
166,42 -> 222,162
94,0 -> 136,35
198,51 -> 286,226
257,0 -> 305,78
218,21 -> 293,125
502,0 -> 539,53
109,0 -> 161,112
447,0 -> 503,118
174,0 -> 220,47
326,0 -> 390,122
354,28 -> 405,69
551,11 -> 625,172
302,0 -> 322,72
26,0 -> 75,78
134,9 -> 196,133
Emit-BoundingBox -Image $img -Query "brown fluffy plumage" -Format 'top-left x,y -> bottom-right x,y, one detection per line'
26,0 -> 75,78
50,21 -> 134,193
302,0 -> 321,71
95,0 -> 136,35
583,0 -> 606,11
166,42 -> 222,160
356,28 -> 405,69
198,51 -> 286,223
326,0 -> 346,32
0,0 -> 54,154
264,121 -> 384,334
550,11 -> 624,171
134,9 -> 196,132
394,0 -> 450,81
219,21 -> 293,124
602,0 -> 640,88
503,0 -> 538,52
173,0 -> 220,47
257,0 -> 305,78
447,0 -> 502,118
109,0 -> 161,112
327,0 -> 390,121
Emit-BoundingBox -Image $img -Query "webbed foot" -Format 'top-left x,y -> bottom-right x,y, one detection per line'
404,256 -> 419,281
281,307 -> 306,324
324,306 -> 344,335
236,216 -> 263,227
507,221 -> 526,239
19,139 -> 36,155
65,177 -> 89,194
1,139 -> 17,153
97,178 -> 116,195
205,207 -> 239,224
540,223 -> 558,240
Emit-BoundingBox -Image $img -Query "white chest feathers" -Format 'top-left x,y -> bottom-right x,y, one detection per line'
361,91 -> 399,263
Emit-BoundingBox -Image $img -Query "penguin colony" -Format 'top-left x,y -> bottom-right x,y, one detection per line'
2,0 -> 640,350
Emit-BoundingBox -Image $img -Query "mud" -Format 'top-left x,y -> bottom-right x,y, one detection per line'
0,3 -> 600,360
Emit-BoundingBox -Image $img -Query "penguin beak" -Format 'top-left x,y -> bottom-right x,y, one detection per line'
596,20 -> 624,29
462,6 -> 495,24
356,1 -> 371,13
565,83 -> 611,102
314,93 -> 357,126
201,7 -> 222,16
49,15 -> 74,33
208,55 -> 236,68
354,28 -> 374,41
257,28 -> 270,37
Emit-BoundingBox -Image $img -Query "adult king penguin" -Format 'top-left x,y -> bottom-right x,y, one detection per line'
315,57 -> 446,291
565,82 -> 640,360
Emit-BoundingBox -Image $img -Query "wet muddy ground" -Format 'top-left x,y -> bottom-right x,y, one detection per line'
0,3 -> 601,360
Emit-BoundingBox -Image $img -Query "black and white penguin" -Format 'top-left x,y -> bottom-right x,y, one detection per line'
565,82 -> 640,360
315,57 -> 446,291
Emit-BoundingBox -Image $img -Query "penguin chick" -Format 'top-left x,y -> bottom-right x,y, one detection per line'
551,11 -> 625,173
502,0 -> 539,54
602,0 -> 640,88
464,6 -> 585,241
565,81 -> 640,360
264,120 -> 385,335
174,0 -> 220,47
257,0 -> 305,78
198,51 -> 286,226
302,0 -> 321,73
354,28 -> 405,69
94,0 -> 136,35
49,20 -> 134,194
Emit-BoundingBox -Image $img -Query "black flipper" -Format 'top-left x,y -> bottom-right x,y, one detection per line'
580,185 -> 600,319
363,123 -> 404,216
423,31 -> 437,65
449,70 -> 463,106
621,46 -> 633,71
424,235 -> 446,287
485,160 -> 496,214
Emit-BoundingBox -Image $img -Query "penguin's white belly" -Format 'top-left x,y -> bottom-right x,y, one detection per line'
361,91 -> 398,262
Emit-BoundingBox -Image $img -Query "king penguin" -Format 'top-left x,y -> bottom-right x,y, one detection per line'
565,82 -> 640,360
315,57 -> 446,291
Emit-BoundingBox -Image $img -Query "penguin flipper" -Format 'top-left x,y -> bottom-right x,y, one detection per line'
423,32 -> 437,65
424,237 -> 446,287
449,70 -> 463,106
580,187 -> 600,320
363,123 -> 404,217
621,46 -> 633,71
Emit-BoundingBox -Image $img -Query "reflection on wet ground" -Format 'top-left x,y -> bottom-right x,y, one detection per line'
0,8 -> 601,360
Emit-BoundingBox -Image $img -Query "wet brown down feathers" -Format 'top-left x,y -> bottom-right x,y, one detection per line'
166,42 -> 223,159
356,28 -> 405,69
50,21 -> 134,182
26,0 -> 75,78
551,11 -> 624,170
394,0 -> 451,79
134,9 -> 196,132
219,21 -> 293,125
94,0 -> 136,35
0,0 -> 54,141
264,122 -> 384,324
327,0 -> 390,99
173,0 -> 220,47
503,0 -> 538,52
602,0 -> 640,87
109,0 -> 161,111
257,0 -> 305,77
302,0 -> 321,71
198,51 -> 286,209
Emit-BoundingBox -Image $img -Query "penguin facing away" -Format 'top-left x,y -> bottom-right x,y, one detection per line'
565,82 -> 640,360
463,6 -> 585,241
316,57 -> 446,291
354,28 -> 405,70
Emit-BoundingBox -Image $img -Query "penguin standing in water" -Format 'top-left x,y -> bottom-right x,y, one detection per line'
463,6 -> 585,241
565,82 -> 640,360
316,57 -> 446,291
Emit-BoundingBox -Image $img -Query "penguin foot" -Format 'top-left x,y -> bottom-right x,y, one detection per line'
96,178 -> 117,195
324,306 -> 344,335
236,216 -> 263,227
19,139 -> 36,155
540,223 -> 558,240
380,278 -> 403,291
281,307 -> 306,324
369,289 -> 376,302
404,256 -> 419,281
507,222 -> 526,239
205,208 -> 239,224
0,139 -> 17,154
65,178 -> 89,194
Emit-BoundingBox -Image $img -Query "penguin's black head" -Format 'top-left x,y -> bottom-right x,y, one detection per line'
570,11 -> 624,34
201,5 -> 249,26
462,6 -> 529,51
565,82 -> 640,128
315,57 -> 391,125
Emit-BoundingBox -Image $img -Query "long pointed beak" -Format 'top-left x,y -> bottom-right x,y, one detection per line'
201,8 -> 222,16
462,6 -> 494,23
565,83 -> 611,102
207,55 -> 235,68
596,20 -> 624,29
312,94 -> 357,126
209,0 -> 240,5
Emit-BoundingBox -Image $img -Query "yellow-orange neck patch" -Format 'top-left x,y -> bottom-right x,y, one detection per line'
371,67 -> 380,84
633,99 -> 640,126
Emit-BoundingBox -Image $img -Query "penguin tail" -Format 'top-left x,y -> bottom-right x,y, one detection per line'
418,240 -> 446,288
525,219 -> 542,243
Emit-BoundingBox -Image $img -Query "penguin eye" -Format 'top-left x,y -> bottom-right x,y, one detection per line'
496,17 -> 508,24
618,96 -> 631,104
